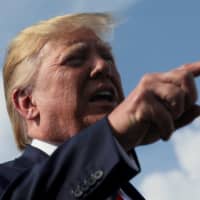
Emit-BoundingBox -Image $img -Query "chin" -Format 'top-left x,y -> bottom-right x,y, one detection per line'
83,113 -> 108,127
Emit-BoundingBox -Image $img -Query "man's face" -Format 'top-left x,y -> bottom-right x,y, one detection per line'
31,28 -> 124,143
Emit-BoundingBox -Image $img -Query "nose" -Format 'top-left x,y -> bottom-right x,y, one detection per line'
90,57 -> 112,79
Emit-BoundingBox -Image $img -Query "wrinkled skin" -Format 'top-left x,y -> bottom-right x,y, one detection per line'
13,28 -> 200,150
109,64 -> 200,150
22,28 -> 124,143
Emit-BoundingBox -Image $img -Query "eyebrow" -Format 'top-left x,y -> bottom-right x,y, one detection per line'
65,42 -> 88,53
61,40 -> 113,59
65,40 -> 112,51
48,40 -> 113,67
47,42 -> 88,67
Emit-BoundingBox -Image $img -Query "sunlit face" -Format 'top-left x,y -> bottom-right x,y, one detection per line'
31,28 -> 124,143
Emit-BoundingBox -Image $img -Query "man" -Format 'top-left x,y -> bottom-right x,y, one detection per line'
0,13 -> 200,199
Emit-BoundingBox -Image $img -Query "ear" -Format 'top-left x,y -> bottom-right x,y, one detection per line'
12,89 -> 39,120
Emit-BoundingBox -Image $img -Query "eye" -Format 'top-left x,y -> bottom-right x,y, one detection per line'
61,53 -> 87,67
101,53 -> 114,65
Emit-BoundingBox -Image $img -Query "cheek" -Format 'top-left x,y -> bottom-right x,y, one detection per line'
60,71 -> 84,102
34,71 -> 73,109
50,71 -> 86,118
62,68 -> 89,97
35,67 -> 89,120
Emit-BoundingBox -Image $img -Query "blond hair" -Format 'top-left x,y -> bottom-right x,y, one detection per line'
3,13 -> 115,149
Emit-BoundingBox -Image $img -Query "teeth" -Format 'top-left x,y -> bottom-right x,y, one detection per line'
97,91 -> 112,96
90,90 -> 114,102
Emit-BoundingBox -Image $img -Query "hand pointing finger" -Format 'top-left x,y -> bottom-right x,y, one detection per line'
179,62 -> 200,77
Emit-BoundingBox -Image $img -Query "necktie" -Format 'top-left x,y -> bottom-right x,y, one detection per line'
116,194 -> 124,200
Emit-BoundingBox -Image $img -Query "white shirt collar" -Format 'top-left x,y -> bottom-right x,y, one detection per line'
31,139 -> 58,156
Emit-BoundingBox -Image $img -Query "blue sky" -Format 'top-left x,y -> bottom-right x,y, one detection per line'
1,0 -> 200,199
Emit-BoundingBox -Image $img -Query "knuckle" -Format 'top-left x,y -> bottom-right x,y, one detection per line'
179,69 -> 191,80
179,68 -> 194,83
140,73 -> 152,85
132,89 -> 149,106
180,63 -> 194,74
140,73 -> 159,86
138,87 -> 152,101
179,71 -> 197,104
181,63 -> 191,69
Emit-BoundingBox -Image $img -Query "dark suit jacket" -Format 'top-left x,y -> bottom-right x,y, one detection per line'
0,118 -> 145,199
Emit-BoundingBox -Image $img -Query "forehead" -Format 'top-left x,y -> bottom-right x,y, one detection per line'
60,28 -> 103,44
39,28 -> 112,62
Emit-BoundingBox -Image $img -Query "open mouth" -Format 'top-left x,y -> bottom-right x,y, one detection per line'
89,89 -> 116,103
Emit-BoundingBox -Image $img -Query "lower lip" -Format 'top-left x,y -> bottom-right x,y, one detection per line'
89,100 -> 117,108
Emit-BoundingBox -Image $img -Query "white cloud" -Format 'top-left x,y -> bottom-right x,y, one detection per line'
0,71 -> 19,163
140,119 -> 200,200
173,119 -> 200,179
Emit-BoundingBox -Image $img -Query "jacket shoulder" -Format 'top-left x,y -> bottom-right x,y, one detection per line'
0,159 -> 26,193
0,145 -> 47,194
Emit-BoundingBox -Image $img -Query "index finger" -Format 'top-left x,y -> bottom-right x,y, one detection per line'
180,62 -> 200,77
